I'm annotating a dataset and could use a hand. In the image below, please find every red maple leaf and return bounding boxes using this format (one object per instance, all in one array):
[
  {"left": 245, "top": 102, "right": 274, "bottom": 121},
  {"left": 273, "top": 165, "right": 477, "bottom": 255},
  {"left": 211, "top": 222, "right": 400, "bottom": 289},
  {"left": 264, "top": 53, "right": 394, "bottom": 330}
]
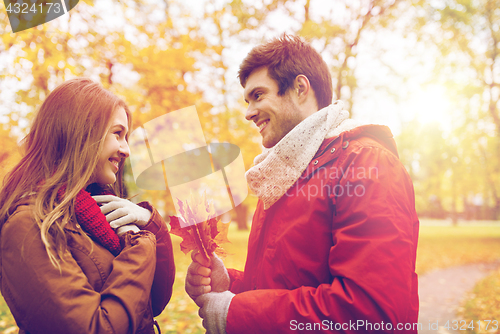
[{"left": 169, "top": 195, "right": 230, "bottom": 260}]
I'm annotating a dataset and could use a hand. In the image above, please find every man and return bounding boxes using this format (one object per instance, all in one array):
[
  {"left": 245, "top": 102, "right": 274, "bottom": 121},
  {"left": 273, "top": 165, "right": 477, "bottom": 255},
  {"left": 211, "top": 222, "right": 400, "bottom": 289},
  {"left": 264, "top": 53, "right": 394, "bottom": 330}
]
[{"left": 186, "top": 34, "right": 419, "bottom": 333}]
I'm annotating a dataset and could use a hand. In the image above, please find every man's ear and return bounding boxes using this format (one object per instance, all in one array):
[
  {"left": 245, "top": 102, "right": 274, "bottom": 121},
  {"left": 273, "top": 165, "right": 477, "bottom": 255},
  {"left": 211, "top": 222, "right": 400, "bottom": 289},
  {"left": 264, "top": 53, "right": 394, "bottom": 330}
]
[{"left": 294, "top": 75, "right": 311, "bottom": 101}]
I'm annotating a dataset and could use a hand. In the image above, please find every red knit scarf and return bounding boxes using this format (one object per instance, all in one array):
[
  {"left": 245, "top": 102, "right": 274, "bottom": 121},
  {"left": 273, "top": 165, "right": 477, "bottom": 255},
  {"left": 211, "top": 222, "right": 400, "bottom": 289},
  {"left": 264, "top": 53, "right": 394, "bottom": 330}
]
[{"left": 57, "top": 185, "right": 122, "bottom": 255}]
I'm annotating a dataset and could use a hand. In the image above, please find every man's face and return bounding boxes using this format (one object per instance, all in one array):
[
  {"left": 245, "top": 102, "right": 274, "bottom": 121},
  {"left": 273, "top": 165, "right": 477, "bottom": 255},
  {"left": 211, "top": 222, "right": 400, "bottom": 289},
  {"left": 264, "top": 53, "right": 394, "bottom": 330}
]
[{"left": 244, "top": 67, "right": 308, "bottom": 148}]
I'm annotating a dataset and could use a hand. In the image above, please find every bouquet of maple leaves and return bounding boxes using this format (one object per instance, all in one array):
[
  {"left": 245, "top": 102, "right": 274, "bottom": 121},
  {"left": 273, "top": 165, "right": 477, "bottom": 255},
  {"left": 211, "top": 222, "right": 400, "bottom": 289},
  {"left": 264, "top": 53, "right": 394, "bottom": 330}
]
[{"left": 169, "top": 192, "right": 230, "bottom": 261}]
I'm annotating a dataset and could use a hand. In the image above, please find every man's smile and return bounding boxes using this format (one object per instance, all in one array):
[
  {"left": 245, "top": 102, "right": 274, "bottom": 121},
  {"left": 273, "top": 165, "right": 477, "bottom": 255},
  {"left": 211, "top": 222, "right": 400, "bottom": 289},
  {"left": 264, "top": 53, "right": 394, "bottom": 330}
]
[{"left": 257, "top": 120, "right": 269, "bottom": 133}]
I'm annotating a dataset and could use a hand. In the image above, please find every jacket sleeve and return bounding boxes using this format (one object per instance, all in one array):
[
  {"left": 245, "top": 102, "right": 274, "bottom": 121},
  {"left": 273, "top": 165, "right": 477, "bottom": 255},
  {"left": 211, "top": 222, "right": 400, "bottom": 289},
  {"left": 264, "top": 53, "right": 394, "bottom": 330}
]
[
  {"left": 138, "top": 201, "right": 175, "bottom": 316},
  {"left": 227, "top": 268, "right": 245, "bottom": 293},
  {"left": 226, "top": 146, "right": 419, "bottom": 333},
  {"left": 0, "top": 209, "right": 157, "bottom": 334}
]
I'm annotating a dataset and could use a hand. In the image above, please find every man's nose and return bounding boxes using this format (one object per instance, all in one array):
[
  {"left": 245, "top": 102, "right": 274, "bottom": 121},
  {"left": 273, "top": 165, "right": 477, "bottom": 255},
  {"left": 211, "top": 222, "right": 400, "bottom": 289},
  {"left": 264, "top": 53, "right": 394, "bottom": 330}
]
[{"left": 245, "top": 104, "right": 258, "bottom": 121}]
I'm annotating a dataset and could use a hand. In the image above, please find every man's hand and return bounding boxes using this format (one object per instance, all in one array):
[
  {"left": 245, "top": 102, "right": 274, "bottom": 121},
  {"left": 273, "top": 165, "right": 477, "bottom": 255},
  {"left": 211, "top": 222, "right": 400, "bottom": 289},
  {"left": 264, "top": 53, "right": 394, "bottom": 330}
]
[
  {"left": 186, "top": 251, "right": 231, "bottom": 302},
  {"left": 92, "top": 195, "right": 152, "bottom": 229},
  {"left": 196, "top": 291, "right": 235, "bottom": 334},
  {"left": 186, "top": 251, "right": 212, "bottom": 301},
  {"left": 209, "top": 253, "right": 230, "bottom": 292}
]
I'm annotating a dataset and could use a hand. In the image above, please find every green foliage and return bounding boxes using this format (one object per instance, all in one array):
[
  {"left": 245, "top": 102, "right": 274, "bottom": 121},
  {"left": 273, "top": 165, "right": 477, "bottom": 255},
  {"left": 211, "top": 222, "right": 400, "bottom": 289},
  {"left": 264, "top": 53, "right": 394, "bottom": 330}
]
[
  {"left": 405, "top": 0, "right": 500, "bottom": 218},
  {"left": 0, "top": 296, "right": 17, "bottom": 334},
  {"left": 395, "top": 118, "right": 492, "bottom": 218}
]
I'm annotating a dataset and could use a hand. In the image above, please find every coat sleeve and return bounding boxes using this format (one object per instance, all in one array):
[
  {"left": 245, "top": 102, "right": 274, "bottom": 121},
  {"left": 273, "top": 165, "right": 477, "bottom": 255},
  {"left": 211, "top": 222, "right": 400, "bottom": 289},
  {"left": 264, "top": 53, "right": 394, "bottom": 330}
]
[
  {"left": 138, "top": 201, "right": 175, "bottom": 316},
  {"left": 226, "top": 146, "right": 419, "bottom": 333},
  {"left": 227, "top": 268, "right": 245, "bottom": 293},
  {"left": 0, "top": 209, "right": 157, "bottom": 334}
]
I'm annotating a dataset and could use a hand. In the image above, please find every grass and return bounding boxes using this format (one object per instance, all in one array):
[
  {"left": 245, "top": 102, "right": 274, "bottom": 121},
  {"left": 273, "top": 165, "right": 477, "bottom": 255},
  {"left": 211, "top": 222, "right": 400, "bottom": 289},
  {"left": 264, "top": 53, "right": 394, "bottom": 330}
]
[
  {"left": 0, "top": 298, "right": 17, "bottom": 334},
  {"left": 0, "top": 219, "right": 499, "bottom": 332},
  {"left": 418, "top": 222, "right": 500, "bottom": 334},
  {"left": 416, "top": 222, "right": 500, "bottom": 275},
  {"left": 458, "top": 267, "right": 500, "bottom": 334},
  {"left": 156, "top": 224, "right": 249, "bottom": 334}
]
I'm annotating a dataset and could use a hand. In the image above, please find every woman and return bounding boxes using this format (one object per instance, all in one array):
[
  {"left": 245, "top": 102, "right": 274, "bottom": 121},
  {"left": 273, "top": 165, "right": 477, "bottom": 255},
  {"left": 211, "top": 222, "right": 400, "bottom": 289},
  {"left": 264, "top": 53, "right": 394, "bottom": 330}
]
[{"left": 0, "top": 78, "right": 175, "bottom": 334}]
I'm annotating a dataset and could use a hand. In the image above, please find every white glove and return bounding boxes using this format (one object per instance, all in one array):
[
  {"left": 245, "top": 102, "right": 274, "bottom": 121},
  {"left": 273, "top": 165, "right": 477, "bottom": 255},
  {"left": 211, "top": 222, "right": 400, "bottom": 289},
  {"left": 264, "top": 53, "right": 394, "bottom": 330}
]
[
  {"left": 186, "top": 252, "right": 230, "bottom": 302},
  {"left": 92, "top": 195, "right": 151, "bottom": 230},
  {"left": 210, "top": 253, "right": 230, "bottom": 292},
  {"left": 196, "top": 291, "right": 234, "bottom": 334},
  {"left": 116, "top": 224, "right": 141, "bottom": 236}
]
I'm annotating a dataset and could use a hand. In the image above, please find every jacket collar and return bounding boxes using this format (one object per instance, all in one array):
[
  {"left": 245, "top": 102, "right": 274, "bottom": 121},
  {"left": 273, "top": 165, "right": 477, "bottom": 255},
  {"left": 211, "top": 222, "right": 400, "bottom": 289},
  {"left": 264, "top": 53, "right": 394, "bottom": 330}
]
[
  {"left": 245, "top": 101, "right": 359, "bottom": 210},
  {"left": 302, "top": 124, "right": 397, "bottom": 180}
]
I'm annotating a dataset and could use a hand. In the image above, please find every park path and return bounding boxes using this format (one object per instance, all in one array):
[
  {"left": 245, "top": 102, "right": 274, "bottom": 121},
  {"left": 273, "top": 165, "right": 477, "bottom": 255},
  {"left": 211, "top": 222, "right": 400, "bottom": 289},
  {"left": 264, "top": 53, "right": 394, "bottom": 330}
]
[{"left": 418, "top": 262, "right": 499, "bottom": 333}]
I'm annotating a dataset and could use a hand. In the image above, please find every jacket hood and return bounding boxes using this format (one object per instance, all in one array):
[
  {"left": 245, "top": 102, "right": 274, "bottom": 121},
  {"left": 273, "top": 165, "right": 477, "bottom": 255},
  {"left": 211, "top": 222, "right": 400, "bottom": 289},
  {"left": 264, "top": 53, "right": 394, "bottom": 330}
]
[{"left": 341, "top": 124, "right": 399, "bottom": 158}]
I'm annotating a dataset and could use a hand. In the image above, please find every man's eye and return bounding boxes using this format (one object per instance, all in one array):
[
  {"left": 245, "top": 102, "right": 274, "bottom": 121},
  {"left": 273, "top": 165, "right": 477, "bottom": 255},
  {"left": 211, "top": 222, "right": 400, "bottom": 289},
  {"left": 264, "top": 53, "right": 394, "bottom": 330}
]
[{"left": 255, "top": 92, "right": 262, "bottom": 100}]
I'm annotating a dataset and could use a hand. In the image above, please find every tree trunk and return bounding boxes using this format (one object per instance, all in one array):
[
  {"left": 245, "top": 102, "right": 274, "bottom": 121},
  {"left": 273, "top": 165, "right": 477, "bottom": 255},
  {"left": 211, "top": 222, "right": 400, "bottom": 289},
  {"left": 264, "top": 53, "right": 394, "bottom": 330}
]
[
  {"left": 450, "top": 193, "right": 457, "bottom": 226},
  {"left": 234, "top": 203, "right": 248, "bottom": 230}
]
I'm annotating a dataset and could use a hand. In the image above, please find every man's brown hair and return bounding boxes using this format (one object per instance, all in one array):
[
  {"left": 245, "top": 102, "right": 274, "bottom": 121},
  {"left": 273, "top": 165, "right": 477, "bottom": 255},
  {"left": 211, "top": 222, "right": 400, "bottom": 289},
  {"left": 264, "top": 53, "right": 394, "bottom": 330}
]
[{"left": 238, "top": 34, "right": 333, "bottom": 110}]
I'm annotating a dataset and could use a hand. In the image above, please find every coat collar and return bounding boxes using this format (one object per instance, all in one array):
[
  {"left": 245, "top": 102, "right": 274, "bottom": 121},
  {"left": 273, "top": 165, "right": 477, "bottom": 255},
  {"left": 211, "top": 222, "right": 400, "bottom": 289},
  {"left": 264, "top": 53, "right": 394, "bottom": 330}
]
[
  {"left": 302, "top": 124, "right": 397, "bottom": 180},
  {"left": 245, "top": 101, "right": 359, "bottom": 210}
]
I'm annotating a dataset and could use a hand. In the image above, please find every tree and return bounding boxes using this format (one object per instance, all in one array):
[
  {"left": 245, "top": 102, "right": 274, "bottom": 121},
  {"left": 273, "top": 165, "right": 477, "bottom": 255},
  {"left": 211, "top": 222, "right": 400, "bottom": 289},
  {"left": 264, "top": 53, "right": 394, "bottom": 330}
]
[
  {"left": 409, "top": 0, "right": 500, "bottom": 219},
  {"left": 223, "top": 0, "right": 402, "bottom": 116},
  {"left": 1, "top": 0, "right": 261, "bottom": 227}
]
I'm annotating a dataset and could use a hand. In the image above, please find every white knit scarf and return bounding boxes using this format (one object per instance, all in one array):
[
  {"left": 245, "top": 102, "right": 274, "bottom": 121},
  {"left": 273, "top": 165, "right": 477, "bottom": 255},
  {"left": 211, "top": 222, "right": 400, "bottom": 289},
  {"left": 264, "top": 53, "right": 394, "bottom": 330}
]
[{"left": 245, "top": 101, "right": 361, "bottom": 210}]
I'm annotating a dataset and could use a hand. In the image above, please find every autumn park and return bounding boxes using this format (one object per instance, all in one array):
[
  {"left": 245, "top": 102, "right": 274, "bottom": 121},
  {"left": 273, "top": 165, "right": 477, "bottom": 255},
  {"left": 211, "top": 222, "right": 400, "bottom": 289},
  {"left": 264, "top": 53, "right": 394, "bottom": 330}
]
[{"left": 0, "top": 0, "right": 500, "bottom": 333}]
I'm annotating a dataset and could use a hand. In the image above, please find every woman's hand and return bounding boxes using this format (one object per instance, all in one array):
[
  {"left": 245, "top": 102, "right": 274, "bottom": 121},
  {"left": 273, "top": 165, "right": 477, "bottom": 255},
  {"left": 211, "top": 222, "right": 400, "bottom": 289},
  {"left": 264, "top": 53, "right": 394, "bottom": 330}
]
[
  {"left": 92, "top": 195, "right": 152, "bottom": 230},
  {"left": 115, "top": 224, "right": 141, "bottom": 236}
]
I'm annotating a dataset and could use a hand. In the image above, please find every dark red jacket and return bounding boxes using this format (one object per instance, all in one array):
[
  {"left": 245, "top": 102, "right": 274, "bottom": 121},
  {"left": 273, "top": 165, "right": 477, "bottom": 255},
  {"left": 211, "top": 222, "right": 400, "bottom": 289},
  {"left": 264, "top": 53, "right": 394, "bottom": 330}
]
[{"left": 227, "top": 125, "right": 419, "bottom": 333}]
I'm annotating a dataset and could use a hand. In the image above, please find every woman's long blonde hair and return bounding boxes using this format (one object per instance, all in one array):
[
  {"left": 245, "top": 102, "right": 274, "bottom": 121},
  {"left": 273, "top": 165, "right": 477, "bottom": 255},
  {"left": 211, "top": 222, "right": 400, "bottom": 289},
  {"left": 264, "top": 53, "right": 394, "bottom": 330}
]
[{"left": 0, "top": 78, "right": 132, "bottom": 267}]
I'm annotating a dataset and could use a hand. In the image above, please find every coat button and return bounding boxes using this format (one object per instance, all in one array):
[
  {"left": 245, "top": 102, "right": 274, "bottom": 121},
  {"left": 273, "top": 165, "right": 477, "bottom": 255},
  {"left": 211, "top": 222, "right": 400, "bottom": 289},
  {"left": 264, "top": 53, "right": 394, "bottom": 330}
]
[
  {"left": 342, "top": 141, "right": 349, "bottom": 149},
  {"left": 330, "top": 147, "right": 336, "bottom": 153},
  {"left": 313, "top": 160, "right": 319, "bottom": 165},
  {"left": 75, "top": 224, "right": 80, "bottom": 229}
]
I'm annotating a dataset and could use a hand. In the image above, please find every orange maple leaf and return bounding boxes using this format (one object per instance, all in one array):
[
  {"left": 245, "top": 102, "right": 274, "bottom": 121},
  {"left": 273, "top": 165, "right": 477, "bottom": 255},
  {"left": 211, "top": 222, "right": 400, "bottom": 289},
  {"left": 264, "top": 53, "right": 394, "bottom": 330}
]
[{"left": 169, "top": 193, "right": 230, "bottom": 260}]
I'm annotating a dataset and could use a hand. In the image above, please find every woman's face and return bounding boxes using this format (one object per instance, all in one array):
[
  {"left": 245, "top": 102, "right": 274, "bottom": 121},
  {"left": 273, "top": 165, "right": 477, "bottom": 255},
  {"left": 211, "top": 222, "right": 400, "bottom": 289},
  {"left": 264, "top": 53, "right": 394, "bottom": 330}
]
[{"left": 91, "top": 107, "right": 130, "bottom": 185}]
